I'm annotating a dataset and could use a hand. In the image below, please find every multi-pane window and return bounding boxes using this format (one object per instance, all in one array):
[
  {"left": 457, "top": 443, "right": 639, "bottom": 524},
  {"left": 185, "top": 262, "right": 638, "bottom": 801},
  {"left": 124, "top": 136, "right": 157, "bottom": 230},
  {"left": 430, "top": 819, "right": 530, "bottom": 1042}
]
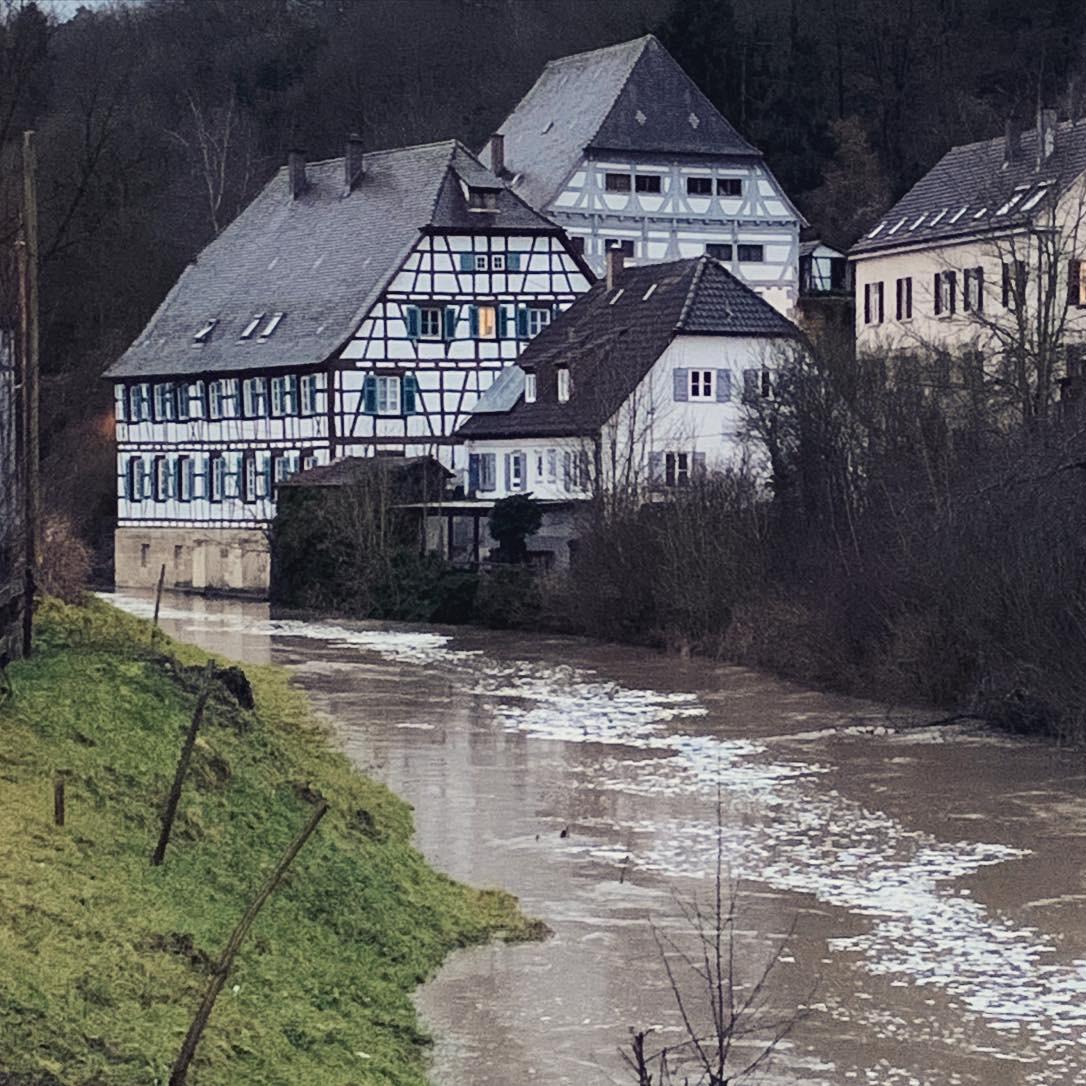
[
  {"left": 243, "top": 377, "right": 268, "bottom": 417},
  {"left": 300, "top": 374, "right": 320, "bottom": 416},
  {"left": 743, "top": 369, "right": 773, "bottom": 400},
  {"left": 635, "top": 174, "right": 662, "bottom": 193},
  {"left": 604, "top": 172, "right": 632, "bottom": 192},
  {"left": 706, "top": 243, "right": 733, "bottom": 261},
  {"left": 864, "top": 281, "right": 885, "bottom": 324},
  {"left": 895, "top": 277, "right": 913, "bottom": 320},
  {"left": 270, "top": 375, "right": 298, "bottom": 417},
  {"left": 209, "top": 378, "right": 239, "bottom": 419},
  {"left": 1002, "top": 260, "right": 1027, "bottom": 309},
  {"left": 665, "top": 452, "right": 690, "bottom": 487},
  {"left": 376, "top": 375, "right": 400, "bottom": 415},
  {"left": 546, "top": 448, "right": 558, "bottom": 481},
  {"left": 934, "top": 270, "right": 957, "bottom": 315},
  {"left": 419, "top": 306, "right": 443, "bottom": 339},
  {"left": 154, "top": 383, "right": 176, "bottom": 422},
  {"left": 717, "top": 178, "right": 743, "bottom": 197},
  {"left": 208, "top": 453, "right": 225, "bottom": 502},
  {"left": 963, "top": 267, "right": 984, "bottom": 313},
  {"left": 177, "top": 456, "right": 194, "bottom": 501},
  {"left": 1068, "top": 259, "right": 1086, "bottom": 307},
  {"left": 129, "top": 383, "right": 151, "bottom": 422},
  {"left": 689, "top": 370, "right": 714, "bottom": 399},
  {"left": 557, "top": 366, "right": 571, "bottom": 403},
  {"left": 126, "top": 456, "right": 147, "bottom": 501},
  {"left": 686, "top": 176, "right": 712, "bottom": 196},
  {"left": 526, "top": 307, "right": 551, "bottom": 337},
  {"left": 738, "top": 244, "right": 764, "bottom": 263}
]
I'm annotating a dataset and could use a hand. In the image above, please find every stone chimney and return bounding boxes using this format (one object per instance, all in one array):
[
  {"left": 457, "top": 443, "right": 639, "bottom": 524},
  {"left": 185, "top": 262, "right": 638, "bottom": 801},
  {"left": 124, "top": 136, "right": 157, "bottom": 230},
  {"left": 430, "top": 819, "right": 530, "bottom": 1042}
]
[
  {"left": 288, "top": 149, "right": 307, "bottom": 199},
  {"left": 489, "top": 133, "right": 505, "bottom": 177},
  {"left": 606, "top": 245, "right": 625, "bottom": 290},
  {"left": 1003, "top": 118, "right": 1022, "bottom": 167},
  {"left": 1038, "top": 107, "right": 1058, "bottom": 165},
  {"left": 345, "top": 133, "right": 365, "bottom": 191}
]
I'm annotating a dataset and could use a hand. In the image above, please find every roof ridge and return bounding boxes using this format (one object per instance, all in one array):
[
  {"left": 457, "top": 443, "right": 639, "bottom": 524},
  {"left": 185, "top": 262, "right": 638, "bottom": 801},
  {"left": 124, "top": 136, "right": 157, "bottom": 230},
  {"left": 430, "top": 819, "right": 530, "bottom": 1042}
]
[
  {"left": 287, "top": 139, "right": 460, "bottom": 171},
  {"left": 582, "top": 35, "right": 654, "bottom": 149},
  {"left": 542, "top": 33, "right": 654, "bottom": 69},
  {"left": 674, "top": 255, "right": 708, "bottom": 330}
]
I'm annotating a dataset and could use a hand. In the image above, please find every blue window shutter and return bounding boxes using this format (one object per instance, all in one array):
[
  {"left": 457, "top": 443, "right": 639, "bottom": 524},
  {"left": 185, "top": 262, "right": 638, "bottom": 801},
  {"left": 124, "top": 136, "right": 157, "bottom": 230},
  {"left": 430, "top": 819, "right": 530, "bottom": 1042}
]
[
  {"left": 498, "top": 306, "right": 510, "bottom": 337},
  {"left": 506, "top": 253, "right": 521, "bottom": 272},
  {"left": 673, "top": 369, "right": 689, "bottom": 402},
  {"left": 460, "top": 253, "right": 474, "bottom": 272},
  {"left": 716, "top": 370, "right": 732, "bottom": 402},
  {"left": 481, "top": 453, "right": 496, "bottom": 492},
  {"left": 469, "top": 305, "right": 480, "bottom": 338},
  {"left": 362, "top": 375, "right": 377, "bottom": 415},
  {"left": 504, "top": 453, "right": 512, "bottom": 491},
  {"left": 649, "top": 451, "right": 664, "bottom": 484},
  {"left": 516, "top": 306, "right": 529, "bottom": 338},
  {"left": 468, "top": 453, "right": 480, "bottom": 494},
  {"left": 403, "top": 374, "right": 418, "bottom": 415},
  {"left": 443, "top": 306, "right": 458, "bottom": 341},
  {"left": 405, "top": 305, "right": 420, "bottom": 340}
]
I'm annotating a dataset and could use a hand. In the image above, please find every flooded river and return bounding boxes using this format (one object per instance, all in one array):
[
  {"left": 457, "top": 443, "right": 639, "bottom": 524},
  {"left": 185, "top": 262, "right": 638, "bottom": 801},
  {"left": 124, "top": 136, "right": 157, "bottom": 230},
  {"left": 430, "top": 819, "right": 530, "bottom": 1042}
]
[{"left": 111, "top": 591, "right": 1086, "bottom": 1085}]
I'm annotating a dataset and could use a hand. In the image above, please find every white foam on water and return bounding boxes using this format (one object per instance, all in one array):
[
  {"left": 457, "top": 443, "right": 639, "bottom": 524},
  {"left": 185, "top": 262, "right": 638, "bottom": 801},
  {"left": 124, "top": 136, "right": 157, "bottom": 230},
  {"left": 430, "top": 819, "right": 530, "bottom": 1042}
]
[{"left": 107, "top": 591, "right": 1086, "bottom": 1078}]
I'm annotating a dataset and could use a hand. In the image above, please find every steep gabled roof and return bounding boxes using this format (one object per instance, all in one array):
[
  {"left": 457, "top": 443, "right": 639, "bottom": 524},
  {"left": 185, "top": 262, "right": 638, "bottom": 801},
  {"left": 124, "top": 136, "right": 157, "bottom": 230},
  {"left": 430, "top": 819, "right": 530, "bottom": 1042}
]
[
  {"left": 106, "top": 141, "right": 558, "bottom": 379},
  {"left": 852, "top": 120, "right": 1086, "bottom": 256},
  {"left": 484, "top": 35, "right": 760, "bottom": 211},
  {"left": 457, "top": 256, "right": 798, "bottom": 440}
]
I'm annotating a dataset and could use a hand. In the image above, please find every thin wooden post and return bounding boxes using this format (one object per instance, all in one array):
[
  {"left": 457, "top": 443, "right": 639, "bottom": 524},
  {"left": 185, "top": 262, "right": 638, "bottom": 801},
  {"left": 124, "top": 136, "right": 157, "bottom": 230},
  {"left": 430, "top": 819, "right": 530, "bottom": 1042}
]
[
  {"left": 168, "top": 799, "right": 329, "bottom": 1086},
  {"left": 53, "top": 775, "right": 65, "bottom": 827},
  {"left": 20, "top": 131, "right": 38, "bottom": 658},
  {"left": 152, "top": 563, "right": 166, "bottom": 635},
  {"left": 151, "top": 663, "right": 213, "bottom": 866}
]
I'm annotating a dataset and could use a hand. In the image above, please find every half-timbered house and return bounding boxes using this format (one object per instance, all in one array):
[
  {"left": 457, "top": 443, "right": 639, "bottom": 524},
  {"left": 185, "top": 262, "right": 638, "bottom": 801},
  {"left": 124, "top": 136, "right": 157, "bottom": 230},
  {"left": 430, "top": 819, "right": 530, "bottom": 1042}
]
[
  {"left": 105, "top": 138, "right": 592, "bottom": 593},
  {"left": 449, "top": 253, "right": 802, "bottom": 566},
  {"left": 480, "top": 35, "right": 805, "bottom": 314}
]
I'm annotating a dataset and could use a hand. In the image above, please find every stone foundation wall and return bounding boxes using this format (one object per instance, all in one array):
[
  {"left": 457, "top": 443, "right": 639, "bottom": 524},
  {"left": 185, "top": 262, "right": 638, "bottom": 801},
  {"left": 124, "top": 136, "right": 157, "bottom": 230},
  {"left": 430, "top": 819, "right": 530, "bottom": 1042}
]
[{"left": 115, "top": 526, "right": 271, "bottom": 596}]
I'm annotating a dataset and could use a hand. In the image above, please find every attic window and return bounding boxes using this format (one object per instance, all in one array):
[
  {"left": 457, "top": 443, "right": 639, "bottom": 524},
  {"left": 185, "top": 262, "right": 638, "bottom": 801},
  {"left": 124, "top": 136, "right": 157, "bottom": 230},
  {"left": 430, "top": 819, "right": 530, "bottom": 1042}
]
[
  {"left": 929, "top": 208, "right": 949, "bottom": 226},
  {"left": 240, "top": 314, "right": 264, "bottom": 340},
  {"left": 259, "top": 312, "right": 284, "bottom": 339},
  {"left": 1020, "top": 182, "right": 1053, "bottom": 211},
  {"left": 642, "top": 283, "right": 658, "bottom": 301},
  {"left": 469, "top": 188, "right": 499, "bottom": 212},
  {"left": 868, "top": 222, "right": 886, "bottom": 238},
  {"left": 609, "top": 289, "right": 625, "bottom": 305},
  {"left": 887, "top": 216, "right": 908, "bottom": 236},
  {"left": 193, "top": 320, "right": 218, "bottom": 343},
  {"left": 910, "top": 213, "right": 927, "bottom": 230},
  {"left": 995, "top": 186, "right": 1029, "bottom": 216},
  {"left": 948, "top": 206, "right": 968, "bottom": 223},
  {"left": 557, "top": 366, "right": 571, "bottom": 403}
]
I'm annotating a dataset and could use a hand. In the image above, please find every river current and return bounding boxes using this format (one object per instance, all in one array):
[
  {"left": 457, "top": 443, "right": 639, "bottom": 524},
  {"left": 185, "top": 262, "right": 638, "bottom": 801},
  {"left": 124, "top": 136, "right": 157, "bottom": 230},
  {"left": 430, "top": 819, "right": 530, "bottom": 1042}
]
[{"left": 109, "top": 591, "right": 1086, "bottom": 1085}]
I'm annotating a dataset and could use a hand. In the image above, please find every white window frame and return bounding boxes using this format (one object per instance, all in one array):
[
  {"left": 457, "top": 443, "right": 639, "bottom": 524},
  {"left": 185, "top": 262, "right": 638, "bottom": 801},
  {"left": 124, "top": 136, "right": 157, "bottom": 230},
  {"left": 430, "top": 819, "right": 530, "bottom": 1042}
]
[
  {"left": 243, "top": 377, "right": 267, "bottom": 417},
  {"left": 689, "top": 370, "right": 714, "bottom": 399},
  {"left": 491, "top": 253, "right": 506, "bottom": 271},
  {"left": 474, "top": 254, "right": 489, "bottom": 272},
  {"left": 510, "top": 452, "right": 524, "bottom": 490},
  {"left": 557, "top": 367, "right": 570, "bottom": 403},
  {"left": 376, "top": 375, "right": 401, "bottom": 416},
  {"left": 154, "top": 383, "right": 176, "bottom": 422},
  {"left": 526, "top": 307, "right": 551, "bottom": 338},
  {"left": 300, "top": 374, "right": 319, "bottom": 416},
  {"left": 419, "top": 306, "right": 442, "bottom": 340},
  {"left": 524, "top": 372, "right": 537, "bottom": 403}
]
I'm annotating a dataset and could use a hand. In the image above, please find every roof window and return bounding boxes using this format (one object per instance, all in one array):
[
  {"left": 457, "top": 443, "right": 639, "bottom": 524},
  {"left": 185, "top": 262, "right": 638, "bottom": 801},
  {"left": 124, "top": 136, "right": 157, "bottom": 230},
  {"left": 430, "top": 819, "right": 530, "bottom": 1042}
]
[
  {"left": 887, "top": 216, "right": 908, "bottom": 236},
  {"left": 929, "top": 208, "right": 949, "bottom": 226},
  {"left": 557, "top": 366, "right": 571, "bottom": 403},
  {"left": 972, "top": 206, "right": 989, "bottom": 219},
  {"left": 910, "top": 213, "right": 927, "bottom": 230},
  {"left": 868, "top": 222, "right": 886, "bottom": 238},
  {"left": 1019, "top": 182, "right": 1053, "bottom": 211},
  {"left": 949, "top": 206, "right": 968, "bottom": 223},
  {"left": 259, "top": 312, "right": 284, "bottom": 339},
  {"left": 995, "top": 185, "right": 1030, "bottom": 216},
  {"left": 642, "top": 283, "right": 658, "bottom": 301},
  {"left": 193, "top": 319, "right": 218, "bottom": 343},
  {"left": 609, "top": 289, "right": 625, "bottom": 305},
  {"left": 240, "top": 314, "right": 264, "bottom": 340}
]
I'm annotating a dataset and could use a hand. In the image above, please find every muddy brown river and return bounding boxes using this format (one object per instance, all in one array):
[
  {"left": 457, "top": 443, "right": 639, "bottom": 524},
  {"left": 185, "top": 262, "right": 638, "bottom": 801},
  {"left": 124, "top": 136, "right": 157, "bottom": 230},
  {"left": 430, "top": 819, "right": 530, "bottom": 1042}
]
[{"left": 111, "top": 591, "right": 1086, "bottom": 1085}]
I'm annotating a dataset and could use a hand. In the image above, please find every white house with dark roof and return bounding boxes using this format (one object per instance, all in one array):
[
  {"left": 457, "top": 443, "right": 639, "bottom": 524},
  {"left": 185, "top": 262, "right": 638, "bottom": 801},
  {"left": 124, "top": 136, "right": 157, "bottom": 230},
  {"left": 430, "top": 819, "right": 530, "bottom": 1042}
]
[
  {"left": 105, "top": 138, "right": 592, "bottom": 593},
  {"left": 449, "top": 254, "right": 801, "bottom": 565},
  {"left": 852, "top": 111, "right": 1086, "bottom": 361},
  {"left": 480, "top": 35, "right": 805, "bottom": 315}
]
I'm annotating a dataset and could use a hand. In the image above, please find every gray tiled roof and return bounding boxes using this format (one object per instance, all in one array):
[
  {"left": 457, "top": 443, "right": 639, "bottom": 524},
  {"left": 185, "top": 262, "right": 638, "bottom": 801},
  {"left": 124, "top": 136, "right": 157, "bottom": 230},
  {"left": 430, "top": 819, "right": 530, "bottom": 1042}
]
[
  {"left": 279, "top": 456, "right": 452, "bottom": 488},
  {"left": 105, "top": 141, "right": 557, "bottom": 379},
  {"left": 482, "top": 35, "right": 759, "bottom": 212},
  {"left": 457, "top": 256, "right": 798, "bottom": 440},
  {"left": 852, "top": 120, "right": 1086, "bottom": 256}
]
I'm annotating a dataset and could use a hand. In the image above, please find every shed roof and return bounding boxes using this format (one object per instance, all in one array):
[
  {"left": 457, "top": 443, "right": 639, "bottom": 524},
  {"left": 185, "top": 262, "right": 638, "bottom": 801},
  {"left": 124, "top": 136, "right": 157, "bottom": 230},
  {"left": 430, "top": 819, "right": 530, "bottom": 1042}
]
[
  {"left": 852, "top": 120, "right": 1086, "bottom": 256},
  {"left": 457, "top": 256, "right": 799, "bottom": 440},
  {"left": 483, "top": 35, "right": 759, "bottom": 211},
  {"left": 106, "top": 141, "right": 558, "bottom": 380}
]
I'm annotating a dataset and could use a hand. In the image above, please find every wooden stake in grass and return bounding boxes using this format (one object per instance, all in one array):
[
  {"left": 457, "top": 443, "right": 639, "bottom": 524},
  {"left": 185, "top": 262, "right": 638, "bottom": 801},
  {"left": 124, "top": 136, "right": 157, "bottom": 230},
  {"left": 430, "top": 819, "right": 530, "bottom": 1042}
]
[
  {"left": 168, "top": 799, "right": 329, "bottom": 1086},
  {"left": 151, "top": 663, "right": 213, "bottom": 867},
  {"left": 53, "top": 775, "right": 64, "bottom": 827},
  {"left": 152, "top": 563, "right": 166, "bottom": 636}
]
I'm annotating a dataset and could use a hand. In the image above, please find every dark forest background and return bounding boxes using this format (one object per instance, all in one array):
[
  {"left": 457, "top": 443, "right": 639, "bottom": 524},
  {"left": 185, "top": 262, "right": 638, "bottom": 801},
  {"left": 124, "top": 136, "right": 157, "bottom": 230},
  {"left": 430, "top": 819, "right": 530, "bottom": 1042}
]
[{"left": 2, "top": 0, "right": 1086, "bottom": 556}]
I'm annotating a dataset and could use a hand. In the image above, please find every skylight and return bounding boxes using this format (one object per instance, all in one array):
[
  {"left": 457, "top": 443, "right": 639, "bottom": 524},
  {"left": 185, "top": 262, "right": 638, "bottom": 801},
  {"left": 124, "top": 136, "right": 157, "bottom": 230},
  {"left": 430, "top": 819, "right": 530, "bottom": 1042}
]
[
  {"left": 259, "top": 312, "right": 284, "bottom": 339},
  {"left": 193, "top": 319, "right": 217, "bottom": 343},
  {"left": 887, "top": 216, "right": 908, "bottom": 235},
  {"left": 930, "top": 208, "right": 949, "bottom": 226},
  {"left": 1020, "top": 181, "right": 1053, "bottom": 211},
  {"left": 541, "top": 121, "right": 554, "bottom": 135},
  {"left": 910, "top": 213, "right": 927, "bottom": 230},
  {"left": 642, "top": 283, "right": 658, "bottom": 301},
  {"left": 868, "top": 222, "right": 886, "bottom": 238},
  {"left": 609, "top": 289, "right": 625, "bottom": 305},
  {"left": 972, "top": 206, "right": 988, "bottom": 219},
  {"left": 948, "top": 206, "right": 968, "bottom": 223},
  {"left": 995, "top": 185, "right": 1030, "bottom": 216},
  {"left": 240, "top": 314, "right": 264, "bottom": 340}
]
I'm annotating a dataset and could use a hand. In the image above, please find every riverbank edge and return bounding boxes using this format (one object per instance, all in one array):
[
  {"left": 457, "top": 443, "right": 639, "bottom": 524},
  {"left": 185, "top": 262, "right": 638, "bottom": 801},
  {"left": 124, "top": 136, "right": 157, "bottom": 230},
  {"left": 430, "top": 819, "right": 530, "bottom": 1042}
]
[{"left": 0, "top": 595, "right": 543, "bottom": 1086}]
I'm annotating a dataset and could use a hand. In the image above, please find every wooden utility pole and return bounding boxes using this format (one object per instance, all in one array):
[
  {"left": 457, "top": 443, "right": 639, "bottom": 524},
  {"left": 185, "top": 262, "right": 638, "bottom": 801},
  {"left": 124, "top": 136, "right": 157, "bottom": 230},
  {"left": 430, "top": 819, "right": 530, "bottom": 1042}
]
[
  {"left": 168, "top": 800, "right": 329, "bottom": 1086},
  {"left": 19, "top": 131, "right": 39, "bottom": 657}
]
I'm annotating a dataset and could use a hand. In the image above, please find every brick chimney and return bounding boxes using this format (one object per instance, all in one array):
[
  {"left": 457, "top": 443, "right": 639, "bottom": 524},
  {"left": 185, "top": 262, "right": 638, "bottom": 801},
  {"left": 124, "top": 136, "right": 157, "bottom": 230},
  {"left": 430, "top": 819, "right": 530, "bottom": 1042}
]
[
  {"left": 1038, "top": 107, "right": 1058, "bottom": 166},
  {"left": 1004, "top": 118, "right": 1021, "bottom": 167},
  {"left": 345, "top": 133, "right": 365, "bottom": 191},
  {"left": 489, "top": 133, "right": 505, "bottom": 177},
  {"left": 288, "top": 149, "right": 307, "bottom": 199},
  {"left": 606, "top": 245, "right": 625, "bottom": 290}
]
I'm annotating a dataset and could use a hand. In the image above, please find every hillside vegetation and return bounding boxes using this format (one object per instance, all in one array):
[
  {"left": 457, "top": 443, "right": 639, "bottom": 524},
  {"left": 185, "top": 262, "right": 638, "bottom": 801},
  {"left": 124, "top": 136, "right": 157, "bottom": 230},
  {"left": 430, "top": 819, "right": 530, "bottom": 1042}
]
[{"left": 0, "top": 596, "right": 536, "bottom": 1085}]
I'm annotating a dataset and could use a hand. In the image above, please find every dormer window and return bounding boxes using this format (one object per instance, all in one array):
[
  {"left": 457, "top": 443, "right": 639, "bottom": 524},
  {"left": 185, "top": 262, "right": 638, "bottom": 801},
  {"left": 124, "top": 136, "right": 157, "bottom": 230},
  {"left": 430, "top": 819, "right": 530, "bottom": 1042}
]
[
  {"left": 240, "top": 314, "right": 264, "bottom": 340},
  {"left": 524, "top": 371, "right": 537, "bottom": 403},
  {"left": 469, "top": 188, "right": 499, "bottom": 211},
  {"left": 193, "top": 319, "right": 217, "bottom": 343},
  {"left": 557, "top": 366, "right": 570, "bottom": 403},
  {"left": 259, "top": 312, "right": 284, "bottom": 339}
]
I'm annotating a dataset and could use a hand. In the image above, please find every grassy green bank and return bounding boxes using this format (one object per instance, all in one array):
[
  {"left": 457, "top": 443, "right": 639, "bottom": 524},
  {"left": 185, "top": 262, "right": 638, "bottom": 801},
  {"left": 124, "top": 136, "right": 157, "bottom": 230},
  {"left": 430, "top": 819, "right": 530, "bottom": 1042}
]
[{"left": 0, "top": 597, "right": 537, "bottom": 1085}]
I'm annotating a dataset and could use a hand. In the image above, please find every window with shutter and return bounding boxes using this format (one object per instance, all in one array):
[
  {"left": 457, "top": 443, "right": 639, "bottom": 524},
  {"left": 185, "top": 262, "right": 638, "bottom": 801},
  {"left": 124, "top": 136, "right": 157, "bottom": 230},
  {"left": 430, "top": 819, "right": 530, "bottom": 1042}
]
[
  {"left": 480, "top": 453, "right": 497, "bottom": 492},
  {"left": 468, "top": 453, "right": 481, "bottom": 494},
  {"left": 459, "top": 253, "right": 475, "bottom": 272},
  {"left": 442, "top": 306, "right": 458, "bottom": 341},
  {"left": 506, "top": 253, "right": 522, "bottom": 272},
  {"left": 402, "top": 374, "right": 418, "bottom": 415},
  {"left": 362, "top": 375, "right": 378, "bottom": 415},
  {"left": 673, "top": 369, "right": 689, "bottom": 402},
  {"left": 715, "top": 370, "right": 732, "bottom": 401},
  {"left": 648, "top": 450, "right": 664, "bottom": 486}
]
